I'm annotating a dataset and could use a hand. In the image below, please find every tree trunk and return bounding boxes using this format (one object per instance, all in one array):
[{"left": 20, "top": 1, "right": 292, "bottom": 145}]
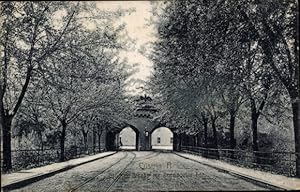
[
  {"left": 211, "top": 116, "right": 219, "bottom": 159},
  {"left": 197, "top": 133, "right": 201, "bottom": 147},
  {"left": 98, "top": 133, "right": 101, "bottom": 152},
  {"left": 202, "top": 117, "right": 209, "bottom": 158},
  {"left": 83, "top": 133, "right": 88, "bottom": 153},
  {"left": 211, "top": 117, "right": 218, "bottom": 149},
  {"left": 38, "top": 130, "right": 44, "bottom": 163},
  {"left": 192, "top": 136, "right": 195, "bottom": 147},
  {"left": 37, "top": 129, "right": 44, "bottom": 151},
  {"left": 292, "top": 100, "right": 300, "bottom": 177},
  {"left": 179, "top": 133, "right": 182, "bottom": 151},
  {"left": 92, "top": 127, "right": 96, "bottom": 154},
  {"left": 97, "top": 129, "right": 103, "bottom": 152},
  {"left": 229, "top": 112, "right": 236, "bottom": 159},
  {"left": 201, "top": 115, "right": 208, "bottom": 147},
  {"left": 81, "top": 129, "right": 88, "bottom": 154},
  {"left": 229, "top": 112, "right": 236, "bottom": 149},
  {"left": 250, "top": 95, "right": 267, "bottom": 164},
  {"left": 2, "top": 114, "right": 13, "bottom": 172},
  {"left": 251, "top": 110, "right": 260, "bottom": 164},
  {"left": 251, "top": 113, "right": 259, "bottom": 152},
  {"left": 60, "top": 122, "right": 67, "bottom": 162}
]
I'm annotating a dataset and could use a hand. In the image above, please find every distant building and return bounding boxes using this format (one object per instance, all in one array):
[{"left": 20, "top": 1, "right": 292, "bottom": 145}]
[
  {"left": 114, "top": 95, "right": 173, "bottom": 151},
  {"left": 151, "top": 127, "right": 173, "bottom": 150},
  {"left": 134, "top": 94, "right": 158, "bottom": 118}
]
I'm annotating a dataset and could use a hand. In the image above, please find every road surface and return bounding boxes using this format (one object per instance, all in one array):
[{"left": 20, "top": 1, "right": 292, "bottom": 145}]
[{"left": 11, "top": 151, "right": 271, "bottom": 191}]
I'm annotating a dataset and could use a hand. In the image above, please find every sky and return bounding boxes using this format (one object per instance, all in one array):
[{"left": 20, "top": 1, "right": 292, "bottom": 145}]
[{"left": 95, "top": 1, "right": 157, "bottom": 95}]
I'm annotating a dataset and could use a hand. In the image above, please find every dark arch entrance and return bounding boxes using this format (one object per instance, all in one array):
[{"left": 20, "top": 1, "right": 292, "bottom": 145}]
[
  {"left": 106, "top": 131, "right": 116, "bottom": 151},
  {"left": 106, "top": 126, "right": 140, "bottom": 151}
]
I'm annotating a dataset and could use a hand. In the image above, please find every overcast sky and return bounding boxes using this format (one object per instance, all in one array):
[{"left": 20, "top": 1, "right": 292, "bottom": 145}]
[{"left": 96, "top": 1, "right": 157, "bottom": 95}]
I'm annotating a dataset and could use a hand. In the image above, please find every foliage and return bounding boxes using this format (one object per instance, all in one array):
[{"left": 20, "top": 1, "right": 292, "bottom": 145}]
[
  {"left": 148, "top": 0, "right": 298, "bottom": 155},
  {"left": 1, "top": 1, "right": 136, "bottom": 170}
]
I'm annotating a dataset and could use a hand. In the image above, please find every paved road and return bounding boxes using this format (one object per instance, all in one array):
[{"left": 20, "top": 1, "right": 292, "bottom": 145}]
[{"left": 11, "top": 151, "right": 270, "bottom": 191}]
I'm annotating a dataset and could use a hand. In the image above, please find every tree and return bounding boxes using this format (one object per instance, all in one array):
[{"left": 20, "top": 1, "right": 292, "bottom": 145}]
[
  {"left": 0, "top": 2, "right": 80, "bottom": 172},
  {"left": 40, "top": 49, "right": 128, "bottom": 161},
  {"left": 243, "top": 0, "right": 299, "bottom": 175},
  {"left": 149, "top": 0, "right": 298, "bottom": 174},
  {"left": 149, "top": 1, "right": 229, "bottom": 152},
  {"left": 0, "top": 1, "right": 134, "bottom": 169}
]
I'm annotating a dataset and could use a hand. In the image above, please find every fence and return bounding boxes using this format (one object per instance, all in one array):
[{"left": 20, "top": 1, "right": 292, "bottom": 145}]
[
  {"left": 1, "top": 146, "right": 105, "bottom": 172},
  {"left": 181, "top": 145, "right": 297, "bottom": 177}
]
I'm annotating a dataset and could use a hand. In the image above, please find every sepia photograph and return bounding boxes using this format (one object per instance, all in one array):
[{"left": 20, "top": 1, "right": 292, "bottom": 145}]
[{"left": 1, "top": 0, "right": 299, "bottom": 191}]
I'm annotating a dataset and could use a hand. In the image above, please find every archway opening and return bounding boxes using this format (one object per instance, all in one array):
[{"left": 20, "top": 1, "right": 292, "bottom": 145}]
[
  {"left": 119, "top": 127, "right": 137, "bottom": 150},
  {"left": 151, "top": 127, "right": 173, "bottom": 150}
]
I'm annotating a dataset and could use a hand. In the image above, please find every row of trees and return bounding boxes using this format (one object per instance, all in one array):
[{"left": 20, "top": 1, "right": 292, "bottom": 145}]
[
  {"left": 1, "top": 2, "right": 134, "bottom": 172},
  {"left": 149, "top": 0, "right": 299, "bottom": 176}
]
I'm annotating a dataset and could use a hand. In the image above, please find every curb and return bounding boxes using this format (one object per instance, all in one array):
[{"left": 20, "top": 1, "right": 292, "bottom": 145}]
[
  {"left": 1, "top": 151, "right": 118, "bottom": 191},
  {"left": 174, "top": 152, "right": 287, "bottom": 191}
]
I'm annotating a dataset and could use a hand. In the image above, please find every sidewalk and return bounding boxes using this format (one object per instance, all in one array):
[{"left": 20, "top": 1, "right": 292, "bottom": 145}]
[
  {"left": 175, "top": 152, "right": 300, "bottom": 190},
  {"left": 1, "top": 151, "right": 117, "bottom": 191}
]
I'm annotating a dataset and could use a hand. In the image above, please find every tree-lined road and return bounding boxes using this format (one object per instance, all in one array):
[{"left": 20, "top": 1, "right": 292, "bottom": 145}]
[{"left": 12, "top": 152, "right": 270, "bottom": 191}]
